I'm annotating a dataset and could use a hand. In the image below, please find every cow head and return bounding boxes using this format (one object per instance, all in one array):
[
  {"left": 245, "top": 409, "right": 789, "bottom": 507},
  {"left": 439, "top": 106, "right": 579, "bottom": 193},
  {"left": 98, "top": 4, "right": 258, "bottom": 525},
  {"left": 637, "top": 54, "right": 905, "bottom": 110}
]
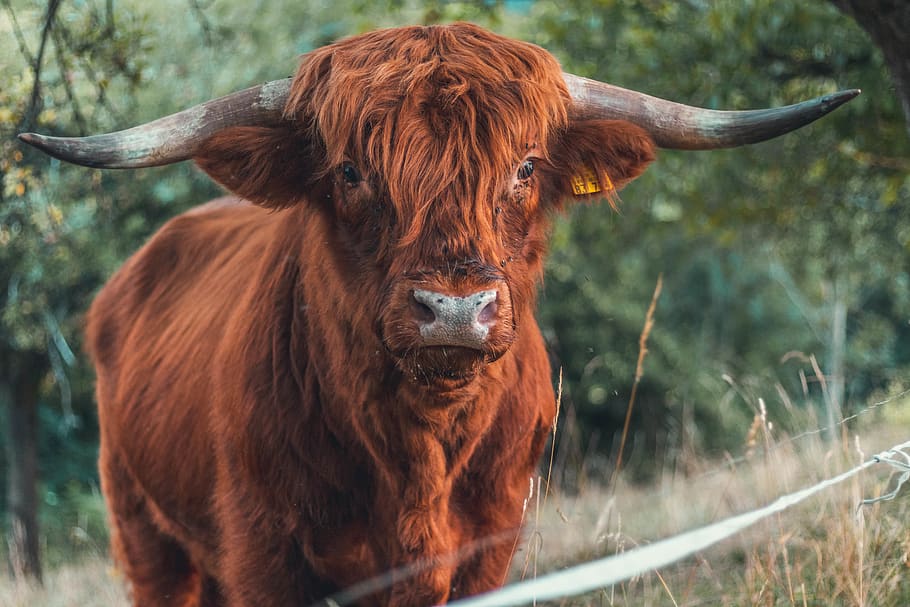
[
  {"left": 18, "top": 23, "right": 858, "bottom": 387},
  {"left": 190, "top": 24, "right": 656, "bottom": 384}
]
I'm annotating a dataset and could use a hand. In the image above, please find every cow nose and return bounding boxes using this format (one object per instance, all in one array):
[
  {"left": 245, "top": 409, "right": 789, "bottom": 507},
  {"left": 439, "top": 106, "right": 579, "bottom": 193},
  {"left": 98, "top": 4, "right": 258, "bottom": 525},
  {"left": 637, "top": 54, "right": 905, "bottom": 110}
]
[{"left": 410, "top": 289, "right": 498, "bottom": 348}]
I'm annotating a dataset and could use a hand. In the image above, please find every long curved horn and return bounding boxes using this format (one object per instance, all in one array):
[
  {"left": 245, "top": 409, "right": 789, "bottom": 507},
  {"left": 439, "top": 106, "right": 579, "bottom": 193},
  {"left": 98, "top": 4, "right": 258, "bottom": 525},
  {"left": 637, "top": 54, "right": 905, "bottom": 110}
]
[
  {"left": 18, "top": 79, "right": 292, "bottom": 168},
  {"left": 564, "top": 73, "right": 860, "bottom": 150},
  {"left": 19, "top": 73, "right": 859, "bottom": 166}
]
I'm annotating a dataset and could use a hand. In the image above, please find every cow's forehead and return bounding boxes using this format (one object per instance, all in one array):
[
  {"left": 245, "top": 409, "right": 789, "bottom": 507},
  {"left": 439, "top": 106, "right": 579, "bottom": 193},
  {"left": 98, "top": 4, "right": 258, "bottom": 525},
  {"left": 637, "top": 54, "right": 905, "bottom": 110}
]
[{"left": 287, "top": 23, "right": 571, "bottom": 204}]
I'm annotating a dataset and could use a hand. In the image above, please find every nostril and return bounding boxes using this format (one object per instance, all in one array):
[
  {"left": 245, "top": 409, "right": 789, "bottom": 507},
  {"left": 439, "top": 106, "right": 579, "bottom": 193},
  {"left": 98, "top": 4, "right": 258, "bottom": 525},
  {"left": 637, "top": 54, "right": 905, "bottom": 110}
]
[
  {"left": 409, "top": 293, "right": 437, "bottom": 325},
  {"left": 477, "top": 299, "right": 498, "bottom": 326}
]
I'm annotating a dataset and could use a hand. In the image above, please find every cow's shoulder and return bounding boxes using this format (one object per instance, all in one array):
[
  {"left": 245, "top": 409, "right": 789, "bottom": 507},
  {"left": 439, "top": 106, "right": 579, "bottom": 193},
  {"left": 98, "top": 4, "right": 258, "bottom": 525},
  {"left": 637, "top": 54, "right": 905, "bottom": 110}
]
[{"left": 86, "top": 196, "right": 287, "bottom": 367}]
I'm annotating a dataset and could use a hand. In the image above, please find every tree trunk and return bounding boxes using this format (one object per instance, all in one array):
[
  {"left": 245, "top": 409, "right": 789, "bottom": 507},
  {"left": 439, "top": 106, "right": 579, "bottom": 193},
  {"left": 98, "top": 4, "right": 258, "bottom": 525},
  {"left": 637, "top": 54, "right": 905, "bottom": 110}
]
[
  {"left": 829, "top": 0, "right": 910, "bottom": 137},
  {"left": 2, "top": 370, "right": 42, "bottom": 583}
]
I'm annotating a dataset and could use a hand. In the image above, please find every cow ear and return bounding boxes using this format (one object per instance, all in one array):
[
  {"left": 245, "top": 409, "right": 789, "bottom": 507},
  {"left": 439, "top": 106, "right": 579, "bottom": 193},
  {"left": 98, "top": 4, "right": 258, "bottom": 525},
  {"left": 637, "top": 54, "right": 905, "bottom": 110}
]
[
  {"left": 547, "top": 119, "right": 656, "bottom": 207},
  {"left": 193, "top": 125, "right": 319, "bottom": 210}
]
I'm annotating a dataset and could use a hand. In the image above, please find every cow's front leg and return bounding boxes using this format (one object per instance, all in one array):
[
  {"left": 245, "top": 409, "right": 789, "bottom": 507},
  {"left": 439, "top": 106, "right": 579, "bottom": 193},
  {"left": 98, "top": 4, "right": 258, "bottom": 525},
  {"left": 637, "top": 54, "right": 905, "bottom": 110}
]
[
  {"left": 370, "top": 438, "right": 457, "bottom": 606},
  {"left": 386, "top": 503, "right": 457, "bottom": 606},
  {"left": 216, "top": 494, "right": 330, "bottom": 606},
  {"left": 448, "top": 538, "right": 517, "bottom": 600}
]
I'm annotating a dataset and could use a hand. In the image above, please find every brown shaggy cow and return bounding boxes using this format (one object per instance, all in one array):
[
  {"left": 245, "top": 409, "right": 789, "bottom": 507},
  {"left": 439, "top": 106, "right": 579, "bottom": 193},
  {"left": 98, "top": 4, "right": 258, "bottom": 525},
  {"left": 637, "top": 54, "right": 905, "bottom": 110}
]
[{"left": 20, "top": 22, "right": 856, "bottom": 607}]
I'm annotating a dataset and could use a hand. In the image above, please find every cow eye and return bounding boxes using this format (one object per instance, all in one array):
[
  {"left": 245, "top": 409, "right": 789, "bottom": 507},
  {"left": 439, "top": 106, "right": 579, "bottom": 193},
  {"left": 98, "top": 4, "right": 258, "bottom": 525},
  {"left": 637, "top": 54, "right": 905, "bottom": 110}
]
[
  {"left": 517, "top": 159, "right": 534, "bottom": 180},
  {"left": 341, "top": 162, "right": 362, "bottom": 186}
]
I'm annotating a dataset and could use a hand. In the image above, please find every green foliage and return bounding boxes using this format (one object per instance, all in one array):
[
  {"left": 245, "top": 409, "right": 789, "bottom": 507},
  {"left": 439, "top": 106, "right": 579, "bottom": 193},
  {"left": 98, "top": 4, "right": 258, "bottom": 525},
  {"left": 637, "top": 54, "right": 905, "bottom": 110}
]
[
  {"left": 38, "top": 482, "right": 109, "bottom": 568},
  {"left": 520, "top": 0, "right": 910, "bottom": 478}
]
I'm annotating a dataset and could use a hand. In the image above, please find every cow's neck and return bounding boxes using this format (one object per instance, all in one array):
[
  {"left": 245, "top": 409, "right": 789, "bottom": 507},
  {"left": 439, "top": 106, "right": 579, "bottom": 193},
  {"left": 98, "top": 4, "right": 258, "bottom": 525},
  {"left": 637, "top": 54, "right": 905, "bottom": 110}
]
[{"left": 344, "top": 355, "right": 510, "bottom": 602}]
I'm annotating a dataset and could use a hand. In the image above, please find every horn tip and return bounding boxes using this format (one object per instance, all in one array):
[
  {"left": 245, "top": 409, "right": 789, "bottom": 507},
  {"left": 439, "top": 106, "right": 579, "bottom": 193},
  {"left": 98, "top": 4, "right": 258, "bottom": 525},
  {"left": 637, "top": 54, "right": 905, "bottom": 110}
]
[
  {"left": 17, "top": 132, "right": 82, "bottom": 164},
  {"left": 822, "top": 89, "right": 861, "bottom": 110},
  {"left": 17, "top": 132, "right": 110, "bottom": 168},
  {"left": 18, "top": 132, "right": 73, "bottom": 160},
  {"left": 18, "top": 132, "right": 44, "bottom": 147}
]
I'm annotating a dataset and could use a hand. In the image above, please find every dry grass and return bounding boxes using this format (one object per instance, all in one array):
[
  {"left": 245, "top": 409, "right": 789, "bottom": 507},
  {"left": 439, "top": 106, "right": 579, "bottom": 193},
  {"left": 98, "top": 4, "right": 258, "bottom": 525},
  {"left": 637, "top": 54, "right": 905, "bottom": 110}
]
[
  {"left": 0, "top": 557, "right": 127, "bottom": 607},
  {"left": 512, "top": 403, "right": 910, "bottom": 606},
  {"left": 2, "top": 404, "right": 909, "bottom": 606}
]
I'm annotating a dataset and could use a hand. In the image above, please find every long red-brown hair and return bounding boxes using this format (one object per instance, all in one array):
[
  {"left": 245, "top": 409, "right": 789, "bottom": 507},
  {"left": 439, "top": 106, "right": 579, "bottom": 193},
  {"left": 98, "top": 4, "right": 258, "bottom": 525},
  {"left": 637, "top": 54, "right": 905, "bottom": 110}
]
[{"left": 286, "top": 24, "right": 570, "bottom": 246}]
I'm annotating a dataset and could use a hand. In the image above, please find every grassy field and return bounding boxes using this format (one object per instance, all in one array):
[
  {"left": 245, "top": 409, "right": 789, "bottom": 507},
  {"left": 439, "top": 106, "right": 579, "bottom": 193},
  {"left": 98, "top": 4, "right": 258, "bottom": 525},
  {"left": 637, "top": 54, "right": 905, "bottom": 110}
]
[
  {"left": 0, "top": 558, "right": 127, "bottom": 607},
  {"left": 511, "top": 399, "right": 910, "bottom": 606},
  {"left": 3, "top": 402, "right": 908, "bottom": 606}
]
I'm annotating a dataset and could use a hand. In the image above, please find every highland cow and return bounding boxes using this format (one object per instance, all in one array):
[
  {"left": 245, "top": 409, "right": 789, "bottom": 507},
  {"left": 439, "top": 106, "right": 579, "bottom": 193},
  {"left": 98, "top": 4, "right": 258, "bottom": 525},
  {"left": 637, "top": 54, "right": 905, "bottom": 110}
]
[{"left": 20, "top": 22, "right": 856, "bottom": 606}]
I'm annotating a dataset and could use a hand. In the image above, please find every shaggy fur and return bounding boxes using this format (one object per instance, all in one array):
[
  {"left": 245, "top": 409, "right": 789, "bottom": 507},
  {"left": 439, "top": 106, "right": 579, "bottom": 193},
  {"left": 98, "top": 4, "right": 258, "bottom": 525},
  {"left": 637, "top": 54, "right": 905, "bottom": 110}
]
[{"left": 88, "top": 23, "right": 655, "bottom": 606}]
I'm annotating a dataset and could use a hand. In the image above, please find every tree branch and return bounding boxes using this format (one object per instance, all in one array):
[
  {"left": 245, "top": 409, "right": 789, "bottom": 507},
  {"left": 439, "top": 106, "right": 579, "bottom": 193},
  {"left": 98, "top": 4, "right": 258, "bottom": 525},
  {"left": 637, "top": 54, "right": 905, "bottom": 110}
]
[
  {"left": 23, "top": 0, "right": 63, "bottom": 133},
  {"left": 55, "top": 20, "right": 126, "bottom": 127},
  {"left": 829, "top": 0, "right": 910, "bottom": 137},
  {"left": 1, "top": 0, "right": 35, "bottom": 66},
  {"left": 50, "top": 23, "right": 89, "bottom": 136},
  {"left": 189, "top": 0, "right": 215, "bottom": 47}
]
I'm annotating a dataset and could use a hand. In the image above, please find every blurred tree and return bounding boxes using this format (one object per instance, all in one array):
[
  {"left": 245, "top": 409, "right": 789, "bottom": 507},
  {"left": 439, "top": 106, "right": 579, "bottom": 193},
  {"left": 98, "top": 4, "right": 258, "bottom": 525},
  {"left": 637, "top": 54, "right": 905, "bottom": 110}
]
[
  {"left": 1, "top": 0, "right": 156, "bottom": 580},
  {"left": 823, "top": 0, "right": 910, "bottom": 437},
  {"left": 522, "top": 0, "right": 908, "bottom": 475},
  {"left": 3, "top": 0, "right": 63, "bottom": 581},
  {"left": 829, "top": 0, "right": 910, "bottom": 136}
]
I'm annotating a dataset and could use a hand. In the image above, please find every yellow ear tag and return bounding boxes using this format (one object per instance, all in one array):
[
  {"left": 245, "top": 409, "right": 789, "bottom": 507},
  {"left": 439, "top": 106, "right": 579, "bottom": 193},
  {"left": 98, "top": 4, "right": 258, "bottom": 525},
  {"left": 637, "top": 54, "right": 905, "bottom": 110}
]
[{"left": 571, "top": 167, "right": 612, "bottom": 196}]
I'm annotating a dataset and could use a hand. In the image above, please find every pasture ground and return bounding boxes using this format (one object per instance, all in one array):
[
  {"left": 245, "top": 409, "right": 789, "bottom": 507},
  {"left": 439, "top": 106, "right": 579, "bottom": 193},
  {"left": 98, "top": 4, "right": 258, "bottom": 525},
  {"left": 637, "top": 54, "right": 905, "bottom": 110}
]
[
  {"left": 2, "top": 401, "right": 908, "bottom": 606},
  {"left": 516, "top": 401, "right": 910, "bottom": 606}
]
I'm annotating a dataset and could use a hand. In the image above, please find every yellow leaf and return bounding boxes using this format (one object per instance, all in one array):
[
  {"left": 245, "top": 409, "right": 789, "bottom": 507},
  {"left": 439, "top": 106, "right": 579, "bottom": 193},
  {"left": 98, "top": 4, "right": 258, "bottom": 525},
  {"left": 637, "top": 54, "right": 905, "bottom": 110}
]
[
  {"left": 48, "top": 204, "right": 63, "bottom": 226},
  {"left": 15, "top": 182, "right": 25, "bottom": 197},
  {"left": 37, "top": 108, "right": 57, "bottom": 125}
]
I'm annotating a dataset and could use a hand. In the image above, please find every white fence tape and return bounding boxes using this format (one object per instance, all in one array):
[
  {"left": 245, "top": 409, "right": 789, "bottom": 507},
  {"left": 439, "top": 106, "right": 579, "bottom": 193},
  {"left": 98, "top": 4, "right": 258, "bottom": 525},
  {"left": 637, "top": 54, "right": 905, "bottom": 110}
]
[{"left": 448, "top": 439, "right": 910, "bottom": 607}]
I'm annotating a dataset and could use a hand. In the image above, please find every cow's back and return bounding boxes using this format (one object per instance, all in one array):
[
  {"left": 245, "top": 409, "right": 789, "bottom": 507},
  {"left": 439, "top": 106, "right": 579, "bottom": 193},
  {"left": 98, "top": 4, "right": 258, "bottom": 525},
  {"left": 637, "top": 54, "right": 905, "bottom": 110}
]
[{"left": 87, "top": 196, "right": 282, "bottom": 555}]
